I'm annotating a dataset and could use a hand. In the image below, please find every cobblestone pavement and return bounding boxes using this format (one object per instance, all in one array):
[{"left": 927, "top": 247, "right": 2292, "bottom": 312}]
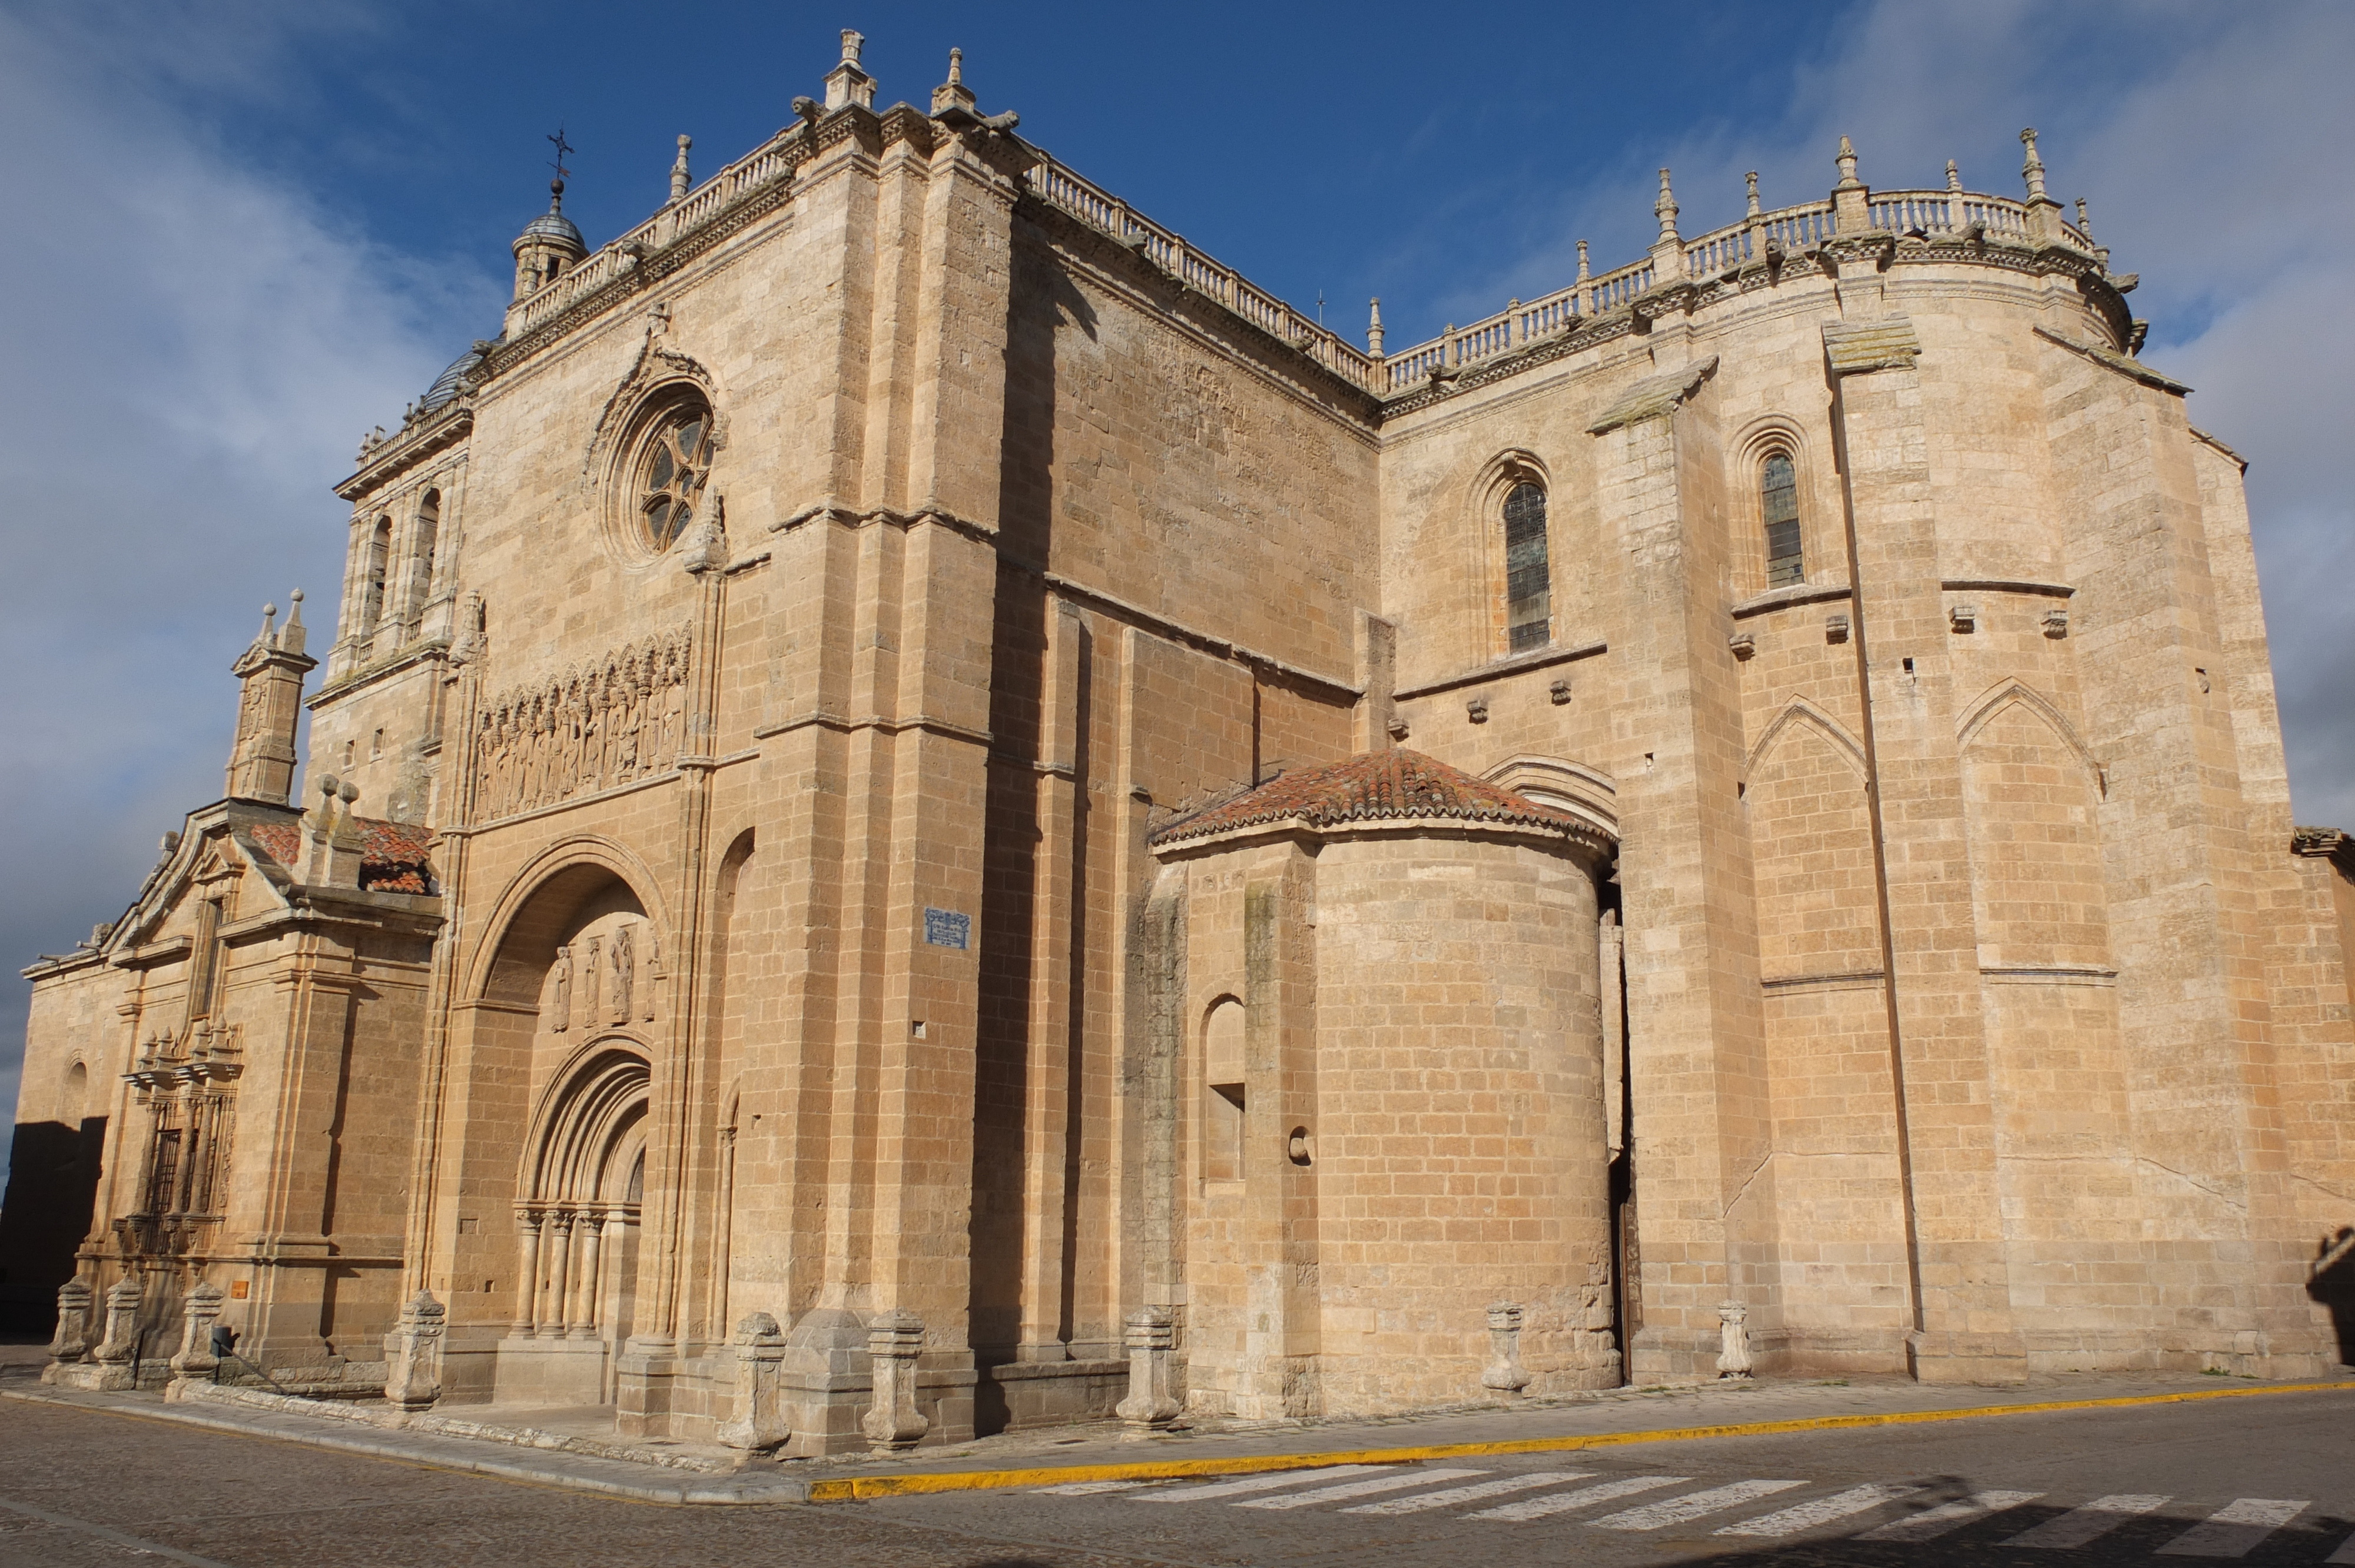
[
  {"left": 0, "top": 1401, "right": 1136, "bottom": 1568},
  {"left": 4, "top": 1385, "right": 2351, "bottom": 1567}
]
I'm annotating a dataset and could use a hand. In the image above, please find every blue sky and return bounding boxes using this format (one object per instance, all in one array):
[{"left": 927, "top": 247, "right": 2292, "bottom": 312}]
[{"left": 2, "top": 0, "right": 2350, "bottom": 1141}]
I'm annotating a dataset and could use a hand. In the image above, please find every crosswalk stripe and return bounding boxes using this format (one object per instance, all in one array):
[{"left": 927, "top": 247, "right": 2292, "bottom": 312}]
[
  {"left": 2006, "top": 1494, "right": 2172, "bottom": 1549},
  {"left": 2326, "top": 1527, "right": 2355, "bottom": 1564},
  {"left": 1592, "top": 1479, "right": 1808, "bottom": 1532},
  {"left": 1235, "top": 1467, "right": 1492, "bottom": 1510},
  {"left": 1037, "top": 1479, "right": 1159, "bottom": 1495},
  {"left": 1344, "top": 1470, "right": 1597, "bottom": 1516},
  {"left": 1133, "top": 1464, "right": 1392, "bottom": 1501},
  {"left": 1714, "top": 1484, "right": 1922, "bottom": 1538},
  {"left": 2156, "top": 1499, "right": 2310, "bottom": 1558},
  {"left": 1469, "top": 1474, "right": 1690, "bottom": 1522},
  {"left": 1856, "top": 1490, "right": 2044, "bottom": 1541}
]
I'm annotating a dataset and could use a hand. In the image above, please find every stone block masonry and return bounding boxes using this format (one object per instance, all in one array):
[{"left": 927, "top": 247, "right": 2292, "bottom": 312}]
[{"left": 10, "top": 35, "right": 2350, "bottom": 1451}]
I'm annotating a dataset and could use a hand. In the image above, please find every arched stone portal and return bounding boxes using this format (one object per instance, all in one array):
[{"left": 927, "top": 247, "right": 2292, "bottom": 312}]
[
  {"left": 432, "top": 849, "right": 669, "bottom": 1407},
  {"left": 509, "top": 1045, "right": 648, "bottom": 1404}
]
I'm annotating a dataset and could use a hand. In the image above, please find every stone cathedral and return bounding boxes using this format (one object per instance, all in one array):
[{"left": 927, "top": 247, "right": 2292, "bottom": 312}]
[{"left": 9, "top": 35, "right": 2354, "bottom": 1452}]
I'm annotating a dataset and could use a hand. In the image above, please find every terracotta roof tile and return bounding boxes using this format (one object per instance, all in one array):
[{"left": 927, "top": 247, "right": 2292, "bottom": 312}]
[
  {"left": 1148, "top": 749, "right": 1578, "bottom": 848},
  {"left": 244, "top": 818, "right": 438, "bottom": 895}
]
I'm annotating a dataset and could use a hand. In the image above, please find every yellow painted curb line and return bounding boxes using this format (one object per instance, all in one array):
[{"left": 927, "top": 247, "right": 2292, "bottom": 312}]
[{"left": 807, "top": 1380, "right": 2355, "bottom": 1502}]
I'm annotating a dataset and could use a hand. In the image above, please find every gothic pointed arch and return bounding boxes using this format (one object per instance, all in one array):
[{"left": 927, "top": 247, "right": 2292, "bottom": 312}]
[
  {"left": 1743, "top": 696, "right": 1868, "bottom": 788},
  {"left": 1956, "top": 679, "right": 2105, "bottom": 794}
]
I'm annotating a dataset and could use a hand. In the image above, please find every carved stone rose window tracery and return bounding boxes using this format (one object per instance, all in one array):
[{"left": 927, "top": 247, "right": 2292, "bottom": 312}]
[{"left": 636, "top": 404, "right": 712, "bottom": 551}]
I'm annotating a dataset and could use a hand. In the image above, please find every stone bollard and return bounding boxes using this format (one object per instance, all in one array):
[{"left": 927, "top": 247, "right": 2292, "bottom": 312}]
[
  {"left": 167, "top": 1283, "right": 227, "bottom": 1392},
  {"left": 384, "top": 1290, "right": 449, "bottom": 1411},
  {"left": 716, "top": 1311, "right": 788, "bottom": 1454},
  {"left": 1716, "top": 1300, "right": 1753, "bottom": 1380},
  {"left": 861, "top": 1309, "right": 929, "bottom": 1453},
  {"left": 1482, "top": 1301, "right": 1532, "bottom": 1393},
  {"left": 89, "top": 1276, "right": 145, "bottom": 1390},
  {"left": 1115, "top": 1307, "right": 1179, "bottom": 1430},
  {"left": 48, "top": 1278, "right": 94, "bottom": 1365}
]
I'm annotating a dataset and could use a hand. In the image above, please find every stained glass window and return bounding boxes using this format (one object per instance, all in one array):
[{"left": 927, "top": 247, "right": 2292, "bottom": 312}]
[
  {"left": 640, "top": 410, "right": 711, "bottom": 550},
  {"left": 1763, "top": 453, "right": 1803, "bottom": 587},
  {"left": 1504, "top": 481, "right": 1550, "bottom": 653}
]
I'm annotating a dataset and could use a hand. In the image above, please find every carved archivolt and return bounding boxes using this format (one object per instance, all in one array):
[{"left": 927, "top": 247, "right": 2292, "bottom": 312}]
[{"left": 472, "top": 625, "right": 692, "bottom": 822}]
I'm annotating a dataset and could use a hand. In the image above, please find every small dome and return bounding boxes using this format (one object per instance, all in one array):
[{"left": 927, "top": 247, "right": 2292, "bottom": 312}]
[
  {"left": 419, "top": 338, "right": 500, "bottom": 413},
  {"left": 512, "top": 180, "right": 587, "bottom": 257},
  {"left": 1148, "top": 749, "right": 1590, "bottom": 848}
]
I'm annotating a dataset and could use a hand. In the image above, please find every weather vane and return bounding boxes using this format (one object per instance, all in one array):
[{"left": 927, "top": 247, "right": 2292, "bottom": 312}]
[{"left": 547, "top": 125, "right": 575, "bottom": 182}]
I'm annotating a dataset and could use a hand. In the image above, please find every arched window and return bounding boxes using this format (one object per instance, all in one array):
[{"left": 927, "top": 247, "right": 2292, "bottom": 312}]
[
  {"left": 1503, "top": 480, "right": 1551, "bottom": 652},
  {"left": 1762, "top": 453, "right": 1803, "bottom": 587},
  {"left": 406, "top": 490, "right": 441, "bottom": 623},
  {"left": 360, "top": 516, "right": 392, "bottom": 633}
]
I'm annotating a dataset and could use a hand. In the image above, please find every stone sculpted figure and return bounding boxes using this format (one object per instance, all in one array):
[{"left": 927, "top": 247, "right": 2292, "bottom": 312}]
[
  {"left": 549, "top": 945, "right": 572, "bottom": 1032},
  {"left": 611, "top": 925, "right": 634, "bottom": 1025}
]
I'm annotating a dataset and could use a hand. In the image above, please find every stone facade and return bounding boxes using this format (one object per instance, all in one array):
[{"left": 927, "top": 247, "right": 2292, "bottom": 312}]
[{"left": 9, "top": 37, "right": 2352, "bottom": 1446}]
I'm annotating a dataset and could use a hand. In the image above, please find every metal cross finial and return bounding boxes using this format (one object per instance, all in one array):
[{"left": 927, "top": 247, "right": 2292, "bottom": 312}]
[{"left": 547, "top": 126, "right": 575, "bottom": 182}]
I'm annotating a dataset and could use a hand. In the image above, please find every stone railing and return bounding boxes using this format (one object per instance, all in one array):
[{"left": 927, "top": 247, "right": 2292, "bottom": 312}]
[
  {"left": 1380, "top": 254, "right": 1661, "bottom": 391},
  {"left": 1024, "top": 156, "right": 1382, "bottom": 391},
  {"left": 1377, "top": 184, "right": 2099, "bottom": 393},
  {"left": 509, "top": 129, "right": 808, "bottom": 337},
  {"left": 488, "top": 111, "right": 2110, "bottom": 416}
]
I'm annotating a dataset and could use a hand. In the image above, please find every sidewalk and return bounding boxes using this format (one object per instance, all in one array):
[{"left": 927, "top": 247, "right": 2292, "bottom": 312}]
[{"left": 5, "top": 1359, "right": 2349, "bottom": 1507}]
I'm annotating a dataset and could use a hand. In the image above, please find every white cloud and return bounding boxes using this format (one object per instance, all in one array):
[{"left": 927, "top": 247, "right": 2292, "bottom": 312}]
[{"left": 0, "top": 5, "right": 496, "bottom": 1141}]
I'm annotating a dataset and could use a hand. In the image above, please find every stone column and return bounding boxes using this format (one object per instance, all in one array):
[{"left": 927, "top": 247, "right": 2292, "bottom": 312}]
[
  {"left": 861, "top": 1309, "right": 928, "bottom": 1453},
  {"left": 511, "top": 1210, "right": 542, "bottom": 1335},
  {"left": 716, "top": 1312, "right": 788, "bottom": 1454},
  {"left": 1115, "top": 1307, "right": 1178, "bottom": 1430},
  {"left": 89, "top": 1276, "right": 145, "bottom": 1390},
  {"left": 1482, "top": 1301, "right": 1531, "bottom": 1394},
  {"left": 48, "top": 1278, "right": 93, "bottom": 1364},
  {"left": 384, "top": 1291, "right": 447, "bottom": 1411},
  {"left": 167, "top": 1282, "right": 226, "bottom": 1387},
  {"left": 568, "top": 1211, "right": 601, "bottom": 1338},
  {"left": 539, "top": 1212, "right": 572, "bottom": 1338}
]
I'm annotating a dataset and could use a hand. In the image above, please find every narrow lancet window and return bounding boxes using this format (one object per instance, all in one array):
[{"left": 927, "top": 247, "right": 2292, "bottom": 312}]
[
  {"left": 1762, "top": 454, "right": 1803, "bottom": 587},
  {"left": 1504, "top": 481, "right": 1551, "bottom": 652},
  {"left": 407, "top": 490, "right": 441, "bottom": 623},
  {"left": 360, "top": 517, "right": 392, "bottom": 633}
]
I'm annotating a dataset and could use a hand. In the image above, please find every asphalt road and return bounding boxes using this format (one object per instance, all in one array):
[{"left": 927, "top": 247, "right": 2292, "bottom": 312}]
[{"left": 1, "top": 1391, "right": 2348, "bottom": 1567}]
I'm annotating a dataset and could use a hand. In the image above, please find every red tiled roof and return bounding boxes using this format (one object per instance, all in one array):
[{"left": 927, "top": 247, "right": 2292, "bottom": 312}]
[
  {"left": 1147, "top": 749, "right": 1579, "bottom": 847},
  {"left": 244, "top": 818, "right": 437, "bottom": 895}
]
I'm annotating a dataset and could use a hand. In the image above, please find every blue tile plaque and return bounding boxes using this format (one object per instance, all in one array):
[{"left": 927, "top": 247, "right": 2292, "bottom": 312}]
[{"left": 923, "top": 907, "right": 971, "bottom": 950}]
